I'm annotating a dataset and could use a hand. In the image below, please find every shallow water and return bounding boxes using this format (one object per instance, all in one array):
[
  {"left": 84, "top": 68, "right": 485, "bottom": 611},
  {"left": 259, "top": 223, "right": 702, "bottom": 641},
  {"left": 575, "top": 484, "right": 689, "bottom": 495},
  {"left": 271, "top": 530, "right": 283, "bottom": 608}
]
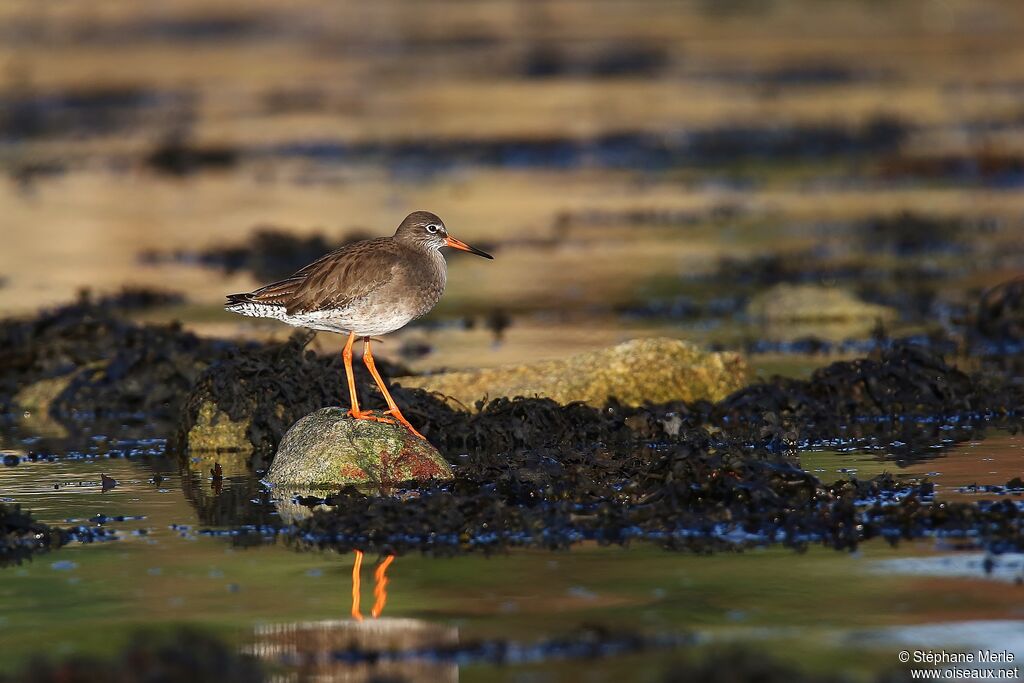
[{"left": 2, "top": 425, "right": 1022, "bottom": 680}]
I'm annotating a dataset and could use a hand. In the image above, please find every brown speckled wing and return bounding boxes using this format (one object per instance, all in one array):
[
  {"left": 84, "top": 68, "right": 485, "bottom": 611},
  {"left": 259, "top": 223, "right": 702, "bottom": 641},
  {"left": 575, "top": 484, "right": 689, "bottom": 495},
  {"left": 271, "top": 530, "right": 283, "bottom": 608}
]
[{"left": 247, "top": 238, "right": 402, "bottom": 315}]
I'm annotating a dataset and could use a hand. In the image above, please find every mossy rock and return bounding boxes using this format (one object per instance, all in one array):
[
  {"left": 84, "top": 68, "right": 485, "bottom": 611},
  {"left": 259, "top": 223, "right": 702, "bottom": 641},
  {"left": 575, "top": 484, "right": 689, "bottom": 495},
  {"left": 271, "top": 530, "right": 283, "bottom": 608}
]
[
  {"left": 267, "top": 408, "right": 452, "bottom": 489},
  {"left": 747, "top": 283, "right": 897, "bottom": 322},
  {"left": 12, "top": 374, "right": 78, "bottom": 437},
  {"left": 185, "top": 401, "right": 252, "bottom": 453},
  {"left": 395, "top": 337, "right": 747, "bottom": 410},
  {"left": 12, "top": 374, "right": 76, "bottom": 414}
]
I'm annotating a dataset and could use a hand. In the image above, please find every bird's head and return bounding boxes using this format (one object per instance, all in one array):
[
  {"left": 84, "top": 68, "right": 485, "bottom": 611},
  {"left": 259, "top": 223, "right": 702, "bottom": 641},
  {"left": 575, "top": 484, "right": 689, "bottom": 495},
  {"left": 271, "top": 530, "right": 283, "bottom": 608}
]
[{"left": 394, "top": 211, "right": 493, "bottom": 259}]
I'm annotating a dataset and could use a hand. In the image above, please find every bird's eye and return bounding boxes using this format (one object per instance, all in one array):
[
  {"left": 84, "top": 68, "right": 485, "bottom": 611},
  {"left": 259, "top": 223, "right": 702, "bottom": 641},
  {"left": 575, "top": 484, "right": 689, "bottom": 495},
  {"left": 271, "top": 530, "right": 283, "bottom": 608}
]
[{"left": 426, "top": 224, "right": 440, "bottom": 234}]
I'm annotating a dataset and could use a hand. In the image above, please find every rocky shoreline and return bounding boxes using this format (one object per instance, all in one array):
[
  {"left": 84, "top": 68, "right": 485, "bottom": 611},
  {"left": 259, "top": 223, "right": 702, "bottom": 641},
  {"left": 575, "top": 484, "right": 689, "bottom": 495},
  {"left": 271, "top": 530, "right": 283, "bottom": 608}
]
[{"left": 2, "top": 288, "right": 1023, "bottom": 558}]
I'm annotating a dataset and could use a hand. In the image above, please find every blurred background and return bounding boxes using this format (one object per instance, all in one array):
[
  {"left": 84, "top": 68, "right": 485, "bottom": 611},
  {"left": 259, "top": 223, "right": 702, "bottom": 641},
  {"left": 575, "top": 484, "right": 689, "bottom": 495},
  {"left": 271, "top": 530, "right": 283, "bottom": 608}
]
[
  {"left": 4, "top": 3, "right": 1024, "bottom": 680},
  {"left": 2, "top": 0, "right": 1023, "bottom": 372}
]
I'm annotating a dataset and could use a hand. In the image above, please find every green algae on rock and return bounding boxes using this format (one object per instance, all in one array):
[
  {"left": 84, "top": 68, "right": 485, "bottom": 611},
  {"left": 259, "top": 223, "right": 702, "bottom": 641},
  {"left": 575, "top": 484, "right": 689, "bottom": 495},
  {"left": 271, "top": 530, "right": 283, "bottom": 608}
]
[
  {"left": 267, "top": 408, "right": 452, "bottom": 489},
  {"left": 395, "top": 338, "right": 746, "bottom": 410},
  {"left": 185, "top": 400, "right": 254, "bottom": 453},
  {"left": 747, "top": 283, "right": 898, "bottom": 322},
  {"left": 11, "top": 372, "right": 77, "bottom": 414}
]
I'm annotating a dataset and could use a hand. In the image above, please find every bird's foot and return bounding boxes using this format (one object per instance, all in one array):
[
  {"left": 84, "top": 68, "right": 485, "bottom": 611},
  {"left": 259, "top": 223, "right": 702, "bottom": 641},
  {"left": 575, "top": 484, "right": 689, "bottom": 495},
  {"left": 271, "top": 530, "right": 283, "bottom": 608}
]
[
  {"left": 384, "top": 409, "right": 426, "bottom": 440},
  {"left": 347, "top": 409, "right": 396, "bottom": 425}
]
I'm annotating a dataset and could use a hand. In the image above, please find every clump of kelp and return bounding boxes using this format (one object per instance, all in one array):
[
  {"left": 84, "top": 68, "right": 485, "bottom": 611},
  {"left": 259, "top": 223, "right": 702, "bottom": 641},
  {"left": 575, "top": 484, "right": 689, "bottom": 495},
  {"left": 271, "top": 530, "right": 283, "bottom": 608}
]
[
  {"left": 0, "top": 504, "right": 65, "bottom": 566},
  {"left": 139, "top": 226, "right": 370, "bottom": 281},
  {"left": 0, "top": 288, "right": 225, "bottom": 422},
  {"left": 975, "top": 276, "right": 1024, "bottom": 344},
  {"left": 0, "top": 504, "right": 118, "bottom": 566},
  {"left": 140, "top": 223, "right": 498, "bottom": 283}
]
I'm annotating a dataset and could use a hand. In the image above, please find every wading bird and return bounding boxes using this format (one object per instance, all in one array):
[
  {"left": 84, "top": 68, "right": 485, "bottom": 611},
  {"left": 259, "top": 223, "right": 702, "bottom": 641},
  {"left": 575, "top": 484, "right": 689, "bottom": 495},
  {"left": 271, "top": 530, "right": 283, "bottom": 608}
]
[{"left": 226, "top": 211, "right": 493, "bottom": 439}]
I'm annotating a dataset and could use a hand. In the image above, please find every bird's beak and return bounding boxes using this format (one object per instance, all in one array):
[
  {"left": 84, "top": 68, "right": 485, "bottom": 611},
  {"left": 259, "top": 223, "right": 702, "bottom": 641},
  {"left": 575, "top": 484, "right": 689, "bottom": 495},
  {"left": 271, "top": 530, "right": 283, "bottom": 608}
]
[{"left": 445, "top": 235, "right": 493, "bottom": 259}]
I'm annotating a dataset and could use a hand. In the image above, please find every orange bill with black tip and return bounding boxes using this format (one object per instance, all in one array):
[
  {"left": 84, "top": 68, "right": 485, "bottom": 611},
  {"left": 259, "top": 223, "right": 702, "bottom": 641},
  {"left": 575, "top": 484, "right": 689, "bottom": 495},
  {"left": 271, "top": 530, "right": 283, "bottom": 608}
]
[{"left": 445, "top": 235, "right": 493, "bottom": 259}]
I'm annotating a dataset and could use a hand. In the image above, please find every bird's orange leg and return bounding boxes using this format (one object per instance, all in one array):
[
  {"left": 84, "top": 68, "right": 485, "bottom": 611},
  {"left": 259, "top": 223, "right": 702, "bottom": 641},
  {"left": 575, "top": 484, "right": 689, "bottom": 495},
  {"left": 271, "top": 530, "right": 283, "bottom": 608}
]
[
  {"left": 371, "top": 554, "right": 395, "bottom": 618},
  {"left": 344, "top": 332, "right": 394, "bottom": 424},
  {"left": 362, "top": 337, "right": 425, "bottom": 439},
  {"left": 351, "top": 549, "right": 364, "bottom": 621}
]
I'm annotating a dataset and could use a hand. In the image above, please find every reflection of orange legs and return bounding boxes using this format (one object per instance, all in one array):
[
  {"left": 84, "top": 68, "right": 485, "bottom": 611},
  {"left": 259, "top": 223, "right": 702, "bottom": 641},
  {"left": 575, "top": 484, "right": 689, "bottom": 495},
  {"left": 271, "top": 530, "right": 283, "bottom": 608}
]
[
  {"left": 371, "top": 555, "right": 394, "bottom": 618},
  {"left": 350, "top": 551, "right": 396, "bottom": 621},
  {"left": 350, "top": 550, "right": 364, "bottom": 622},
  {"left": 362, "top": 337, "right": 425, "bottom": 440},
  {"left": 344, "top": 332, "right": 394, "bottom": 424}
]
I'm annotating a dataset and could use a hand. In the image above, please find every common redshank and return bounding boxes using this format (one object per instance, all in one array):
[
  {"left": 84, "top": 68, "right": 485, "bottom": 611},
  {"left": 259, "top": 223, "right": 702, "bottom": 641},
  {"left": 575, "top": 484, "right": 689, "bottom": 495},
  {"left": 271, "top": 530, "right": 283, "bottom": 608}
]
[{"left": 225, "top": 211, "right": 493, "bottom": 439}]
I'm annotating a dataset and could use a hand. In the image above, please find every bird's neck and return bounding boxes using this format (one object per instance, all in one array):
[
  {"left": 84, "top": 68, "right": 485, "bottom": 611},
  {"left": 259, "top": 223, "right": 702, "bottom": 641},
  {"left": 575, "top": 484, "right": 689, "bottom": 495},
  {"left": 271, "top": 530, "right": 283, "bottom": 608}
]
[
  {"left": 429, "top": 247, "right": 447, "bottom": 291},
  {"left": 403, "top": 243, "right": 447, "bottom": 290}
]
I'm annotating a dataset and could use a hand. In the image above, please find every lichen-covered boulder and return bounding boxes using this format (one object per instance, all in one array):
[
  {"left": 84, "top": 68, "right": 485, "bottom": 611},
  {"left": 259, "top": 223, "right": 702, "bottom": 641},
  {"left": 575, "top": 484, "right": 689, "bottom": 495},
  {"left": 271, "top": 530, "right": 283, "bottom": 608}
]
[
  {"left": 394, "top": 337, "right": 746, "bottom": 410},
  {"left": 267, "top": 408, "right": 452, "bottom": 489},
  {"left": 747, "top": 283, "right": 897, "bottom": 322}
]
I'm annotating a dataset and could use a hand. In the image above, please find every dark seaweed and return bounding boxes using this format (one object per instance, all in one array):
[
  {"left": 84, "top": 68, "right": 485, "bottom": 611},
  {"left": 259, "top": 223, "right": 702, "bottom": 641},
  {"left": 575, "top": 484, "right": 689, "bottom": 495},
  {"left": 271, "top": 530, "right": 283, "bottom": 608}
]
[
  {"left": 879, "top": 150, "right": 1024, "bottom": 186},
  {"left": 0, "top": 289, "right": 230, "bottom": 421},
  {"left": 975, "top": 276, "right": 1024, "bottom": 343},
  {"left": 3, "top": 294, "right": 1024, "bottom": 558},
  {"left": 286, "top": 458, "right": 1024, "bottom": 556},
  {"left": 267, "top": 118, "right": 908, "bottom": 172},
  {"left": 141, "top": 227, "right": 368, "bottom": 281},
  {"left": 278, "top": 343, "right": 1024, "bottom": 556},
  {"left": 522, "top": 44, "right": 670, "bottom": 78},
  {"left": 181, "top": 334, "right": 1022, "bottom": 465},
  {"left": 859, "top": 211, "right": 973, "bottom": 256},
  {"left": 0, "top": 504, "right": 66, "bottom": 567},
  {"left": 715, "top": 343, "right": 1021, "bottom": 437},
  {"left": 1, "top": 628, "right": 266, "bottom": 683},
  {"left": 0, "top": 87, "right": 192, "bottom": 141},
  {"left": 145, "top": 139, "right": 239, "bottom": 176}
]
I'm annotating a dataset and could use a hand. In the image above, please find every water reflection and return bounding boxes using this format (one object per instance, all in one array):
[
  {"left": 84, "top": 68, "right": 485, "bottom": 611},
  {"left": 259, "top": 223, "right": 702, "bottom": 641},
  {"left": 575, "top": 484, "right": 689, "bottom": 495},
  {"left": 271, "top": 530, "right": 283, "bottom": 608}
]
[
  {"left": 250, "top": 553, "right": 457, "bottom": 683},
  {"left": 351, "top": 550, "right": 395, "bottom": 621},
  {"left": 250, "top": 617, "right": 459, "bottom": 683}
]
